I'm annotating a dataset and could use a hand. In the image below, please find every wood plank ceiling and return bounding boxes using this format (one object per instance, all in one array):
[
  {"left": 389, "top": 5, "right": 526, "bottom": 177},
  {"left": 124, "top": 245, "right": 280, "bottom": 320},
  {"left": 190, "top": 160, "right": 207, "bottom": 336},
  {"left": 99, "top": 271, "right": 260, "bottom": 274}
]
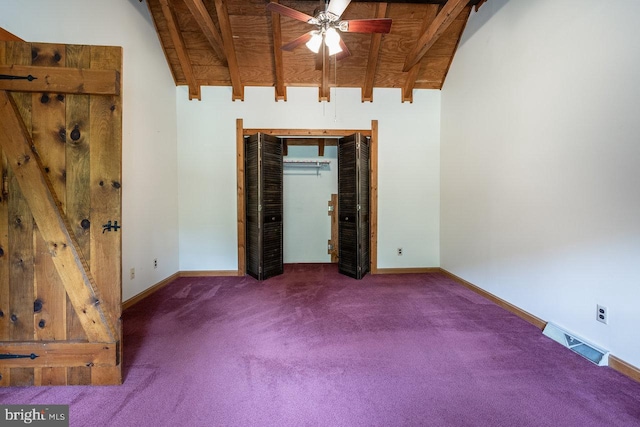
[{"left": 144, "top": 0, "right": 486, "bottom": 101}]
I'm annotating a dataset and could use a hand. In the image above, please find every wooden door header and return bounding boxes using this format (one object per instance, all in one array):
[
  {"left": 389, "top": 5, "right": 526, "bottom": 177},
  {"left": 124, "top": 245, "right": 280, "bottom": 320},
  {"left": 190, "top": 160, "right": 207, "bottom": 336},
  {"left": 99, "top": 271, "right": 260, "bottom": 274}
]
[{"left": 243, "top": 128, "right": 372, "bottom": 138}]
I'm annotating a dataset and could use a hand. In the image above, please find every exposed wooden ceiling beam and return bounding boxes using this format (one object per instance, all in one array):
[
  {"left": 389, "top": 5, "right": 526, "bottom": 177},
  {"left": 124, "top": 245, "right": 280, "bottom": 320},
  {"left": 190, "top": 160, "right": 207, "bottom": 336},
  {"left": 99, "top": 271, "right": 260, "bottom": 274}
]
[
  {"left": 144, "top": 0, "right": 480, "bottom": 99},
  {"left": 440, "top": 6, "right": 471, "bottom": 86},
  {"left": 402, "top": 5, "right": 438, "bottom": 103},
  {"left": 270, "top": 0, "right": 287, "bottom": 101},
  {"left": 0, "top": 90, "right": 117, "bottom": 343},
  {"left": 214, "top": 0, "right": 244, "bottom": 101},
  {"left": 159, "top": 0, "right": 201, "bottom": 100},
  {"left": 315, "top": 51, "right": 323, "bottom": 71},
  {"left": 0, "top": 65, "right": 120, "bottom": 95},
  {"left": 362, "top": 2, "right": 388, "bottom": 102},
  {"left": 182, "top": 0, "right": 228, "bottom": 67},
  {"left": 403, "top": 0, "right": 470, "bottom": 72},
  {"left": 402, "top": 66, "right": 419, "bottom": 103},
  {"left": 319, "top": 46, "right": 330, "bottom": 102}
]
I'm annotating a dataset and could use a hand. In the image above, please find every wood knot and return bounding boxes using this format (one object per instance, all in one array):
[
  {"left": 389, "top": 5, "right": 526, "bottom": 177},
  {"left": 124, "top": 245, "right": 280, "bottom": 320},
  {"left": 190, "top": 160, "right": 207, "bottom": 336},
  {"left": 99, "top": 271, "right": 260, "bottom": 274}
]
[
  {"left": 112, "top": 181, "right": 121, "bottom": 189},
  {"left": 40, "top": 94, "right": 50, "bottom": 104},
  {"left": 0, "top": 247, "right": 4, "bottom": 257},
  {"left": 0, "top": 310, "right": 4, "bottom": 318},
  {"left": 44, "top": 167, "right": 50, "bottom": 173},
  {"left": 57, "top": 94, "right": 65, "bottom": 102},
  {"left": 53, "top": 52, "right": 62, "bottom": 62},
  {"left": 38, "top": 319, "right": 46, "bottom": 328},
  {"left": 81, "top": 219, "right": 91, "bottom": 230},
  {"left": 10, "top": 314, "right": 17, "bottom": 322},
  {"left": 99, "top": 180, "right": 104, "bottom": 187},
  {"left": 33, "top": 299, "right": 43, "bottom": 313},
  {"left": 70, "top": 126, "right": 81, "bottom": 141},
  {"left": 86, "top": 362, "right": 95, "bottom": 367},
  {"left": 59, "top": 128, "right": 67, "bottom": 142},
  {"left": 110, "top": 105, "right": 116, "bottom": 112}
]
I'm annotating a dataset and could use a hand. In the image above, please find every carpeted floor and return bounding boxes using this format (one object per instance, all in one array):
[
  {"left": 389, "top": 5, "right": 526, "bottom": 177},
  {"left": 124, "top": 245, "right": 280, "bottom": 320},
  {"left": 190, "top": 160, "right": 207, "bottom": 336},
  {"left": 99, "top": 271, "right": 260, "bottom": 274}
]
[{"left": 1, "top": 264, "right": 639, "bottom": 426}]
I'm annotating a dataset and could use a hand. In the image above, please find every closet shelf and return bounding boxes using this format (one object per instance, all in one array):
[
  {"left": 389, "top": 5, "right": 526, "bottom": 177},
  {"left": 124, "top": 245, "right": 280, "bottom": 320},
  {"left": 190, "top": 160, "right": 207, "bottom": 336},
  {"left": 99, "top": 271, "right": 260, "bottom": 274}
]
[{"left": 283, "top": 160, "right": 331, "bottom": 175}]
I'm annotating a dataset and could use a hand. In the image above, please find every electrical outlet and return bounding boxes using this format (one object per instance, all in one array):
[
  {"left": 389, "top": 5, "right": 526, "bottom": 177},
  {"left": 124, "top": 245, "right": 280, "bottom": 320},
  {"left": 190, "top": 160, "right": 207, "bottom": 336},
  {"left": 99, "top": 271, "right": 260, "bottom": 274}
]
[
  {"left": 397, "top": 248, "right": 403, "bottom": 256},
  {"left": 154, "top": 258, "right": 158, "bottom": 269},
  {"left": 130, "top": 268, "right": 135, "bottom": 280},
  {"left": 597, "top": 304, "right": 607, "bottom": 324}
]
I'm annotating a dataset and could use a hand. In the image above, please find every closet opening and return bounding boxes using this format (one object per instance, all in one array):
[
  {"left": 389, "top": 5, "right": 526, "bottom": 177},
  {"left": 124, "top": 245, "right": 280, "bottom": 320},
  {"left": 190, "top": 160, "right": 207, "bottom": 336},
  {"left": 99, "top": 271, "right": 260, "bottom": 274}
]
[{"left": 236, "top": 119, "right": 379, "bottom": 278}]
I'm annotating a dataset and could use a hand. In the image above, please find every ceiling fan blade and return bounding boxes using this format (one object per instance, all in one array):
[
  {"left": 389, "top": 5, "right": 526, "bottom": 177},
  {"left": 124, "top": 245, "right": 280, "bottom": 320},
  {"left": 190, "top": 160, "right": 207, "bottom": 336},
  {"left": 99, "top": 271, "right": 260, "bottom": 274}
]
[
  {"left": 327, "top": 0, "right": 351, "bottom": 18},
  {"left": 335, "top": 38, "right": 351, "bottom": 61},
  {"left": 341, "top": 18, "right": 392, "bottom": 34},
  {"left": 282, "top": 31, "right": 315, "bottom": 51},
  {"left": 266, "top": 2, "right": 315, "bottom": 23}
]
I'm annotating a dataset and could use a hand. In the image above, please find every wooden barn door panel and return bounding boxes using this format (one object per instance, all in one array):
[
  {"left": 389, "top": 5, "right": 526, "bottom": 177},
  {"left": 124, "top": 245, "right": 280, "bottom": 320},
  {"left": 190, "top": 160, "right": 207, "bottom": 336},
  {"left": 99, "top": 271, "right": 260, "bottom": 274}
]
[
  {"left": 338, "top": 134, "right": 370, "bottom": 280},
  {"left": 0, "top": 40, "right": 122, "bottom": 386},
  {"left": 245, "top": 133, "right": 283, "bottom": 280}
]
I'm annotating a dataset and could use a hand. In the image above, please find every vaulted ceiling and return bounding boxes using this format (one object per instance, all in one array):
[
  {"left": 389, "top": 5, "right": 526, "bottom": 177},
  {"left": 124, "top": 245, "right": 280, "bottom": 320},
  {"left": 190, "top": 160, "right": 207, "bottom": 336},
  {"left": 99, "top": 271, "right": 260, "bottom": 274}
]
[{"left": 143, "top": 0, "right": 486, "bottom": 102}]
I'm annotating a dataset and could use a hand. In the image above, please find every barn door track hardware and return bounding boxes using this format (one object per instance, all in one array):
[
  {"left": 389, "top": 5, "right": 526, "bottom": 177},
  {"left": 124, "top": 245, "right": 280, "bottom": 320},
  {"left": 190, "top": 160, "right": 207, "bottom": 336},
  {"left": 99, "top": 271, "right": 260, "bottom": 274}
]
[
  {"left": 0, "top": 353, "right": 39, "bottom": 360},
  {"left": 0, "top": 74, "right": 37, "bottom": 81},
  {"left": 102, "top": 220, "right": 121, "bottom": 233}
]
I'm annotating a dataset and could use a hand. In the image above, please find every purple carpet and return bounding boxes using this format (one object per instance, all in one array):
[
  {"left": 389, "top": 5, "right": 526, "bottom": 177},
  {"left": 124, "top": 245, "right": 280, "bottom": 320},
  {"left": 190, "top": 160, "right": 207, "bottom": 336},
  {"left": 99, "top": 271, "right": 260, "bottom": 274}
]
[{"left": 1, "top": 264, "right": 639, "bottom": 426}]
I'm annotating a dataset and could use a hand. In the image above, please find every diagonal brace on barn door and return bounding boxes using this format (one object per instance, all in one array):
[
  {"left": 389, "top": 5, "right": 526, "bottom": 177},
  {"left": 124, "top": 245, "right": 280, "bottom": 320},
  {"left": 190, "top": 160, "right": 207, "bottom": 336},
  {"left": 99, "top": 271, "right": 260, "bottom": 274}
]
[{"left": 0, "top": 90, "right": 117, "bottom": 344}]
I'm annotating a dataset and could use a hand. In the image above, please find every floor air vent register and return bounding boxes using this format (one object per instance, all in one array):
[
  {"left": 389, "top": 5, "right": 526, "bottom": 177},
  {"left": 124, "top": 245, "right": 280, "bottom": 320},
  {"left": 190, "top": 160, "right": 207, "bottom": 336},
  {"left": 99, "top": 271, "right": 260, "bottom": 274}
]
[{"left": 543, "top": 323, "right": 610, "bottom": 366}]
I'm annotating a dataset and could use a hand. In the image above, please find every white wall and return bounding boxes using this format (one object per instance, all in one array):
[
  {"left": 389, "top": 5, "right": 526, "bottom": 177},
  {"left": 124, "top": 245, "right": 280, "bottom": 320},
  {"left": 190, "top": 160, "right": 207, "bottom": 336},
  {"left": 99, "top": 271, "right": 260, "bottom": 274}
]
[
  {"left": 284, "top": 145, "right": 338, "bottom": 263},
  {"left": 441, "top": 0, "right": 640, "bottom": 368},
  {"left": 177, "top": 86, "right": 441, "bottom": 271},
  {"left": 0, "top": 0, "right": 180, "bottom": 301}
]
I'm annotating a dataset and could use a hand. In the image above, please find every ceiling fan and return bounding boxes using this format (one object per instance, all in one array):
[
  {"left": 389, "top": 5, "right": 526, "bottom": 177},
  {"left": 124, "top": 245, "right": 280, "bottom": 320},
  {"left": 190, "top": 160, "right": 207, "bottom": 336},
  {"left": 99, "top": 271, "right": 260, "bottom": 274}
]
[{"left": 266, "top": 0, "right": 392, "bottom": 60}]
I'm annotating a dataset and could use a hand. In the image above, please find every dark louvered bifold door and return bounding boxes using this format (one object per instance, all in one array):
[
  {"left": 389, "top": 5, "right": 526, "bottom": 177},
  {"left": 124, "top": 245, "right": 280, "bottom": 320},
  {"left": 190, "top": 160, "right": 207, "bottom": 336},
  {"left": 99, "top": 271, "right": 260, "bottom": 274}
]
[
  {"left": 338, "top": 133, "right": 370, "bottom": 279},
  {"left": 245, "top": 133, "right": 283, "bottom": 280}
]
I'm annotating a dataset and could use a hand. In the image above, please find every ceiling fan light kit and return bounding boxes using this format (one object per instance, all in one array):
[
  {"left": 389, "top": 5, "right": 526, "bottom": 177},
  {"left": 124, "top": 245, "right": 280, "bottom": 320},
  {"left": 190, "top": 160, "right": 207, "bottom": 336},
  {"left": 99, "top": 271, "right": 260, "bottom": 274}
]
[
  {"left": 267, "top": 0, "right": 392, "bottom": 59},
  {"left": 325, "top": 28, "right": 343, "bottom": 55},
  {"left": 306, "top": 31, "right": 323, "bottom": 54}
]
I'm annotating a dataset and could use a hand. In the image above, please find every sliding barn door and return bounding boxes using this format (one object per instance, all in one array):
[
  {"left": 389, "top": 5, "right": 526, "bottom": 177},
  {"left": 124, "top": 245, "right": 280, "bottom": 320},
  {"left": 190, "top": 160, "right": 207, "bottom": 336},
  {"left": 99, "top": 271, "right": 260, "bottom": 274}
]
[
  {"left": 338, "top": 133, "right": 370, "bottom": 279},
  {"left": 245, "top": 133, "right": 283, "bottom": 280},
  {"left": 0, "top": 41, "right": 122, "bottom": 386}
]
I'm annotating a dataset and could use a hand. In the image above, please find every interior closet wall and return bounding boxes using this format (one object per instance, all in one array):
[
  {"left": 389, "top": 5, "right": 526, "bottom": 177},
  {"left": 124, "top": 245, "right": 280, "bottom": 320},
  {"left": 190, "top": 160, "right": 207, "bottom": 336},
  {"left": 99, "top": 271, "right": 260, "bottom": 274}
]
[
  {"left": 284, "top": 146, "right": 338, "bottom": 263},
  {"left": 177, "top": 86, "right": 441, "bottom": 272}
]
